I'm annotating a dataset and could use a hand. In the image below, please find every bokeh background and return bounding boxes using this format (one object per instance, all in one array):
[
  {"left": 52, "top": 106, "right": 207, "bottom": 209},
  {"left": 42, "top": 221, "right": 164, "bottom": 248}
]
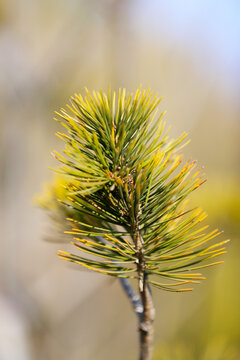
[{"left": 1, "top": 1, "right": 240, "bottom": 359}]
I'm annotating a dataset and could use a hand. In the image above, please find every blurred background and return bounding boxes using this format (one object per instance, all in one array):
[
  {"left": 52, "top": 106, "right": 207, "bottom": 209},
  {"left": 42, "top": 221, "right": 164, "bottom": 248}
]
[{"left": 1, "top": 0, "right": 239, "bottom": 359}]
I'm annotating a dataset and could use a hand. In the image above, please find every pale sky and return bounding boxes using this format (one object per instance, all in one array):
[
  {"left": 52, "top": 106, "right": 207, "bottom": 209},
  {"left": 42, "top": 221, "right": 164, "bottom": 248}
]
[{"left": 131, "top": 0, "right": 240, "bottom": 97}]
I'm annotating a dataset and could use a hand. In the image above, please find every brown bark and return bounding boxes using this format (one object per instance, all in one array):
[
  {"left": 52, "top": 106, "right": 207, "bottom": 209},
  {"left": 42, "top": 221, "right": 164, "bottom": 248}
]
[
  {"left": 138, "top": 272, "right": 155, "bottom": 360},
  {"left": 133, "top": 227, "right": 155, "bottom": 360}
]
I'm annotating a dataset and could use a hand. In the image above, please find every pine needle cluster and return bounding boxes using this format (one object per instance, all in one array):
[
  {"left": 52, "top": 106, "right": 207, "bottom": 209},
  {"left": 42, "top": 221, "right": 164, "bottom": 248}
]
[{"left": 41, "top": 88, "right": 227, "bottom": 292}]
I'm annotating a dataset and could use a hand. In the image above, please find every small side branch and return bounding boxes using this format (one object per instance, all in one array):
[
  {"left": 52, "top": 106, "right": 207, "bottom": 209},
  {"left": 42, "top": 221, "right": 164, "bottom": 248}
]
[
  {"left": 119, "top": 277, "right": 143, "bottom": 321},
  {"left": 96, "top": 236, "right": 143, "bottom": 320}
]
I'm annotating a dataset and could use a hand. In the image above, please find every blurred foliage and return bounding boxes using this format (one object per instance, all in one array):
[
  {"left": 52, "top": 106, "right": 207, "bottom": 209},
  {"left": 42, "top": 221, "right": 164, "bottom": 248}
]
[
  {"left": 34, "top": 174, "right": 70, "bottom": 212},
  {"left": 152, "top": 176, "right": 240, "bottom": 359},
  {"left": 154, "top": 338, "right": 239, "bottom": 360},
  {"left": 192, "top": 176, "right": 240, "bottom": 231}
]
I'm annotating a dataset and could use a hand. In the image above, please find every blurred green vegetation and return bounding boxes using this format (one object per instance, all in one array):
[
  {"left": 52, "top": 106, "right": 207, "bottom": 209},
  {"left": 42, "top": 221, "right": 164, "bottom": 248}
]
[
  {"left": 153, "top": 176, "right": 240, "bottom": 359},
  {"left": 154, "top": 338, "right": 239, "bottom": 360},
  {"left": 192, "top": 177, "right": 240, "bottom": 232},
  {"left": 1, "top": 0, "right": 239, "bottom": 359}
]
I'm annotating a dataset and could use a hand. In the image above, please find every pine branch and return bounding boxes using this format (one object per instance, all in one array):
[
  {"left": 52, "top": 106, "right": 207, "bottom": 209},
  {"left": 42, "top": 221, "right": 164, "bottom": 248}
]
[
  {"left": 96, "top": 235, "right": 143, "bottom": 321},
  {"left": 50, "top": 88, "right": 227, "bottom": 292},
  {"left": 36, "top": 87, "right": 228, "bottom": 360}
]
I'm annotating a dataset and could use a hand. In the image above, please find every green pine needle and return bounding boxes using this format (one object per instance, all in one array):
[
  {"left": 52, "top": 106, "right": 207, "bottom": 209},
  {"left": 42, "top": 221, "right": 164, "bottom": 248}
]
[{"left": 38, "top": 87, "right": 227, "bottom": 292}]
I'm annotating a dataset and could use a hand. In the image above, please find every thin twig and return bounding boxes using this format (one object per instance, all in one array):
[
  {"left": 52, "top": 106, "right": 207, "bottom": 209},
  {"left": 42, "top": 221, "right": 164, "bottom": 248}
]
[
  {"left": 96, "top": 236, "right": 143, "bottom": 320},
  {"left": 119, "top": 277, "right": 143, "bottom": 321}
]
